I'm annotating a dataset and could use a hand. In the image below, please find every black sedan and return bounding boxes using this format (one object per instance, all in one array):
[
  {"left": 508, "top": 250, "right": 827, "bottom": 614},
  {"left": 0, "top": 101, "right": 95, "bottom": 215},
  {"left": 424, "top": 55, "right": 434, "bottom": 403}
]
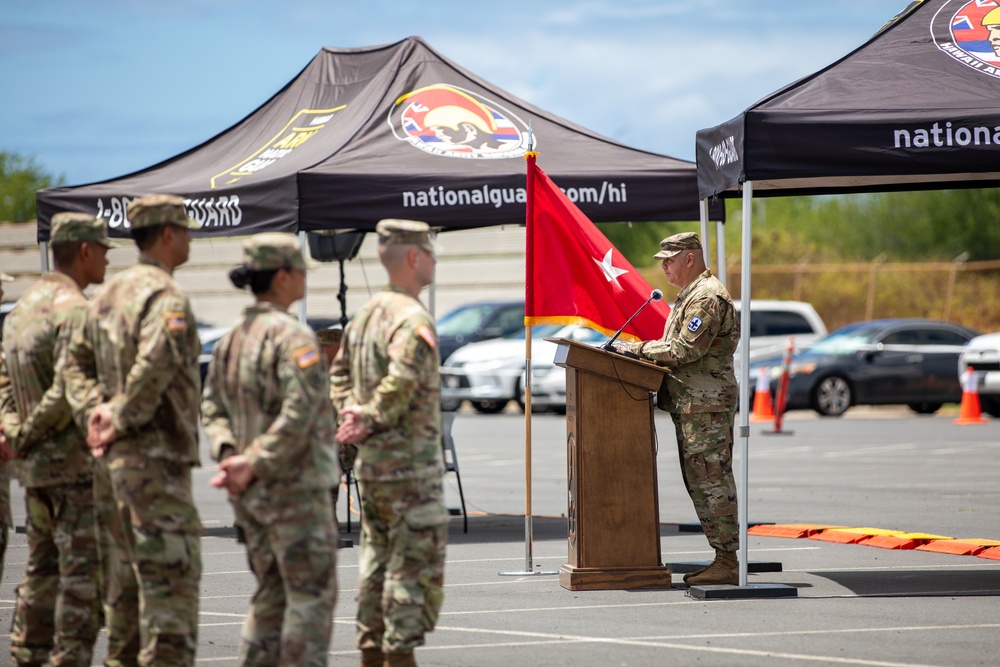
[{"left": 752, "top": 319, "right": 980, "bottom": 417}]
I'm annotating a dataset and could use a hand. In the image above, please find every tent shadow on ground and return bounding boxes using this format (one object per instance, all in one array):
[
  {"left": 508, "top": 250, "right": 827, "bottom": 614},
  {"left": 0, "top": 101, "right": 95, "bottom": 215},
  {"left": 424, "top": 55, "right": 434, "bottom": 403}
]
[
  {"left": 339, "top": 514, "right": 700, "bottom": 547},
  {"left": 199, "top": 514, "right": 573, "bottom": 545},
  {"left": 203, "top": 515, "right": 699, "bottom": 545},
  {"left": 805, "top": 568, "right": 1000, "bottom": 598}
]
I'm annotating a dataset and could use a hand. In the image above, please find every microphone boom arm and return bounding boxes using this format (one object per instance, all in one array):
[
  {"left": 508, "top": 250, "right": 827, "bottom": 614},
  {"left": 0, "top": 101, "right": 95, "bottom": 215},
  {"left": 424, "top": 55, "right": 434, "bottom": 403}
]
[{"left": 602, "top": 289, "right": 663, "bottom": 351}]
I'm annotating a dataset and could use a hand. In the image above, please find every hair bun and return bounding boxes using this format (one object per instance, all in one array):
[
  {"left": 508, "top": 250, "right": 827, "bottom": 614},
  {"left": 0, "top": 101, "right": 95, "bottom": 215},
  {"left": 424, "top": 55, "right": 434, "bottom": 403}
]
[{"left": 229, "top": 265, "right": 251, "bottom": 289}]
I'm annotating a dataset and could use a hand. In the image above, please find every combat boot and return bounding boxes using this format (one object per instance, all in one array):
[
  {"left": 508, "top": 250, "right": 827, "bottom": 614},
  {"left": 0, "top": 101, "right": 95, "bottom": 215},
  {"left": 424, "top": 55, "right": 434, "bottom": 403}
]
[
  {"left": 682, "top": 561, "right": 712, "bottom": 584},
  {"left": 360, "top": 648, "right": 384, "bottom": 667},
  {"left": 682, "top": 548, "right": 727, "bottom": 583},
  {"left": 384, "top": 651, "right": 417, "bottom": 667},
  {"left": 684, "top": 549, "right": 738, "bottom": 586}
]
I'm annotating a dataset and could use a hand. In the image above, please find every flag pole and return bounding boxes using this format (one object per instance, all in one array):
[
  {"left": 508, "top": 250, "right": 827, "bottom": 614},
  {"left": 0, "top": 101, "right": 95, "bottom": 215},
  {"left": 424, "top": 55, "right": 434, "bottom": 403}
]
[{"left": 499, "top": 149, "right": 557, "bottom": 577}]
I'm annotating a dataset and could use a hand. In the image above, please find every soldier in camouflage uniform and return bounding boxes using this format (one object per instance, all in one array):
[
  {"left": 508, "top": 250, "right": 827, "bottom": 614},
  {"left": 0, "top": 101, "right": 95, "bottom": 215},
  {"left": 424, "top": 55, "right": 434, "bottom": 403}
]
[
  {"left": 202, "top": 233, "right": 339, "bottom": 666},
  {"left": 622, "top": 231, "right": 740, "bottom": 586},
  {"left": 332, "top": 219, "right": 448, "bottom": 667},
  {"left": 63, "top": 194, "right": 203, "bottom": 666},
  {"left": 0, "top": 214, "right": 113, "bottom": 666},
  {"left": 0, "top": 271, "right": 17, "bottom": 591}
]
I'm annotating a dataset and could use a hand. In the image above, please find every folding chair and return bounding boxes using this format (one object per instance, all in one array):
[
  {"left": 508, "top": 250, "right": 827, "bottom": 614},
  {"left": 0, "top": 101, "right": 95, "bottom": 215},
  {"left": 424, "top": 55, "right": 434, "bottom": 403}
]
[
  {"left": 340, "top": 459, "right": 362, "bottom": 534},
  {"left": 441, "top": 411, "right": 468, "bottom": 533}
]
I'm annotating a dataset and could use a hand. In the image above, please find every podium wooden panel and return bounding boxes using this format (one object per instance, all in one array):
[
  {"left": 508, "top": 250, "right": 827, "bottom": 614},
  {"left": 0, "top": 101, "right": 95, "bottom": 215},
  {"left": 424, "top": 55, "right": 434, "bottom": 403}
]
[{"left": 547, "top": 338, "right": 672, "bottom": 591}]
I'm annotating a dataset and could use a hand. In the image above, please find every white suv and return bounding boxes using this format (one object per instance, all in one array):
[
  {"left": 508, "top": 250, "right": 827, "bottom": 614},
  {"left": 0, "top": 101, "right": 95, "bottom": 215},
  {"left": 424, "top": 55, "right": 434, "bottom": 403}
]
[
  {"left": 733, "top": 300, "right": 828, "bottom": 364},
  {"left": 519, "top": 301, "right": 825, "bottom": 414},
  {"left": 958, "top": 333, "right": 1000, "bottom": 417}
]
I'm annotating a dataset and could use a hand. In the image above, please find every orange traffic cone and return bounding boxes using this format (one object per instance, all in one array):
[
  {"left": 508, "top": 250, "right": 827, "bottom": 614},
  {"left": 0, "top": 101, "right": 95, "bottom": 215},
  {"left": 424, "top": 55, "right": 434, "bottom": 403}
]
[
  {"left": 750, "top": 367, "right": 775, "bottom": 423},
  {"left": 955, "top": 366, "right": 989, "bottom": 425}
]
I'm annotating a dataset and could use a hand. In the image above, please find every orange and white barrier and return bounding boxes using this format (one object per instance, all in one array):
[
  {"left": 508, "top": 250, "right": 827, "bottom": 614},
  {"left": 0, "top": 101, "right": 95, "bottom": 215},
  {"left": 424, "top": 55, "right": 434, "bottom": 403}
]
[
  {"left": 770, "top": 337, "right": 795, "bottom": 434},
  {"left": 955, "top": 365, "right": 989, "bottom": 425},
  {"left": 750, "top": 367, "right": 775, "bottom": 423}
]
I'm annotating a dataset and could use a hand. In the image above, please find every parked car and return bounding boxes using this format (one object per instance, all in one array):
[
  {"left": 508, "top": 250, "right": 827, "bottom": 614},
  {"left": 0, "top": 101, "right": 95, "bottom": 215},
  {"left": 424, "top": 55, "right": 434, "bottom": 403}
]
[
  {"left": 734, "top": 300, "right": 828, "bottom": 364},
  {"left": 198, "top": 316, "right": 344, "bottom": 384},
  {"left": 521, "top": 326, "right": 613, "bottom": 414},
  {"left": 306, "top": 317, "right": 344, "bottom": 332},
  {"left": 957, "top": 332, "right": 1000, "bottom": 417},
  {"left": 0, "top": 302, "right": 13, "bottom": 333},
  {"left": 750, "top": 318, "right": 980, "bottom": 417},
  {"left": 441, "top": 324, "right": 606, "bottom": 414},
  {"left": 198, "top": 325, "right": 231, "bottom": 384},
  {"left": 436, "top": 299, "right": 524, "bottom": 363},
  {"left": 525, "top": 300, "right": 827, "bottom": 414}
]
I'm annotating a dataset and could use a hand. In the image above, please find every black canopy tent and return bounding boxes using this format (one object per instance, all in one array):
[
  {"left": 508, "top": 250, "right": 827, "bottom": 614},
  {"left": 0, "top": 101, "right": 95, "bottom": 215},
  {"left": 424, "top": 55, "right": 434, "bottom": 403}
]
[
  {"left": 36, "top": 36, "right": 723, "bottom": 243},
  {"left": 693, "top": 0, "right": 1000, "bottom": 590},
  {"left": 695, "top": 0, "right": 1000, "bottom": 198}
]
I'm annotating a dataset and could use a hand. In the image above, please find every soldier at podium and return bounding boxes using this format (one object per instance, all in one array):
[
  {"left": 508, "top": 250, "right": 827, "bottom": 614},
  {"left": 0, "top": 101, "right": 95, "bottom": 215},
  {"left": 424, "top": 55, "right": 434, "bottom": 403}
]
[{"left": 618, "top": 232, "right": 740, "bottom": 586}]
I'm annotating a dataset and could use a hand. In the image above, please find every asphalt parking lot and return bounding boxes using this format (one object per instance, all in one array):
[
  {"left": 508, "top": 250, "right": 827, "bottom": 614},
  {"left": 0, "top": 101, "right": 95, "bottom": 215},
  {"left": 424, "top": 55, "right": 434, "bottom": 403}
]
[{"left": 1, "top": 406, "right": 998, "bottom": 666}]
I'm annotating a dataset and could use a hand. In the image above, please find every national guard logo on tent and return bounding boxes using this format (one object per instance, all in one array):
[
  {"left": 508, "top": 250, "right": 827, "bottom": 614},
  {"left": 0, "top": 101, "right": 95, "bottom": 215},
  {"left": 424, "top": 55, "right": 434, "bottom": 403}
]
[
  {"left": 387, "top": 83, "right": 532, "bottom": 159},
  {"left": 210, "top": 106, "right": 347, "bottom": 188},
  {"left": 932, "top": 0, "right": 1000, "bottom": 78},
  {"left": 687, "top": 317, "right": 702, "bottom": 333}
]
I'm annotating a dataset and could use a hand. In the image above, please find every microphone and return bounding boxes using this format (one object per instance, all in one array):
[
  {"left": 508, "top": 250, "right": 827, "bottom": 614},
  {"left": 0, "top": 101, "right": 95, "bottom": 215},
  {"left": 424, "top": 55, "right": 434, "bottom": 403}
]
[{"left": 602, "top": 289, "right": 663, "bottom": 352}]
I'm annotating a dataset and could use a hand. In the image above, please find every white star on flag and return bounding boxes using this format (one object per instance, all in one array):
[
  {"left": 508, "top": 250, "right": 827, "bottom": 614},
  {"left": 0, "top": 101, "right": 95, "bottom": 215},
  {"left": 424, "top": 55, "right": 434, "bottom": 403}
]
[{"left": 593, "top": 248, "right": 628, "bottom": 287}]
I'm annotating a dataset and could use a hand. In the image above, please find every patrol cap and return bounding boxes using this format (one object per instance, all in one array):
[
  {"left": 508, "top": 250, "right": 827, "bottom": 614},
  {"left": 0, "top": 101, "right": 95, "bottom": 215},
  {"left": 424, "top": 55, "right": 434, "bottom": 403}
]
[
  {"left": 0, "top": 272, "right": 12, "bottom": 282},
  {"left": 315, "top": 326, "right": 343, "bottom": 346},
  {"left": 127, "top": 194, "right": 201, "bottom": 230},
  {"left": 51, "top": 212, "right": 115, "bottom": 248},
  {"left": 653, "top": 231, "right": 702, "bottom": 260},
  {"left": 242, "top": 232, "right": 319, "bottom": 272},
  {"left": 375, "top": 219, "right": 437, "bottom": 256}
]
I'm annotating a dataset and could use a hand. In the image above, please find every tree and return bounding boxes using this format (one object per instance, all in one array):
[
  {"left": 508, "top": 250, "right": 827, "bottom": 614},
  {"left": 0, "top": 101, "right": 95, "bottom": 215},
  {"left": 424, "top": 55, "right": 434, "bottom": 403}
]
[
  {"left": 0, "top": 152, "right": 64, "bottom": 223},
  {"left": 720, "top": 189, "right": 1000, "bottom": 264}
]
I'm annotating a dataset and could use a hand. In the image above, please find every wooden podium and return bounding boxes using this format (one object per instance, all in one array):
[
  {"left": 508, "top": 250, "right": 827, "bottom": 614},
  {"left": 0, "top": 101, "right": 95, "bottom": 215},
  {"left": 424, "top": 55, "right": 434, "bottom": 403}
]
[{"left": 547, "top": 338, "right": 672, "bottom": 591}]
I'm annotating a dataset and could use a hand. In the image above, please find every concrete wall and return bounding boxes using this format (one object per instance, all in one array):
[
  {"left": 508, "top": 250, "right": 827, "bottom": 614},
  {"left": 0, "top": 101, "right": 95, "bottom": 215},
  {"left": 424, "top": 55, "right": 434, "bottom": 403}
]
[{"left": 0, "top": 221, "right": 527, "bottom": 326}]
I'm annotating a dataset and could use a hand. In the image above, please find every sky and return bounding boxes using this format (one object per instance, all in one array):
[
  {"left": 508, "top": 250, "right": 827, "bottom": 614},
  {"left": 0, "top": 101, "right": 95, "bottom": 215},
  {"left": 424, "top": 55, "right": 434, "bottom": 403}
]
[{"left": 1, "top": 0, "right": 915, "bottom": 187}]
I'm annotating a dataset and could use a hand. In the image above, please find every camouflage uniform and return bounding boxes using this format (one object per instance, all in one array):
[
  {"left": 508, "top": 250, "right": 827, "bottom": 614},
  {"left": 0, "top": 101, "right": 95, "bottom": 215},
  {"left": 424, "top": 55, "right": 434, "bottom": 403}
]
[
  {"left": 64, "top": 195, "right": 203, "bottom": 667},
  {"left": 0, "top": 271, "right": 14, "bottom": 584},
  {"left": 0, "top": 352, "right": 13, "bottom": 588},
  {"left": 201, "top": 234, "right": 338, "bottom": 666},
  {"left": 330, "top": 220, "right": 448, "bottom": 658},
  {"left": 1, "top": 269, "right": 102, "bottom": 666},
  {"left": 629, "top": 253, "right": 740, "bottom": 553}
]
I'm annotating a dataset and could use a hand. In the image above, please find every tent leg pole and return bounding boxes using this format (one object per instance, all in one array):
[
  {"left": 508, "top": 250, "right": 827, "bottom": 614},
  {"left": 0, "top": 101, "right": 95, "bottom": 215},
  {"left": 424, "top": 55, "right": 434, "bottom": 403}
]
[
  {"left": 337, "top": 259, "right": 349, "bottom": 327},
  {"left": 298, "top": 232, "right": 308, "bottom": 323},
  {"left": 737, "top": 182, "right": 753, "bottom": 588},
  {"left": 699, "top": 200, "right": 710, "bottom": 268},
  {"left": 716, "top": 220, "right": 726, "bottom": 288},
  {"left": 40, "top": 242, "right": 49, "bottom": 274},
  {"left": 429, "top": 264, "right": 436, "bottom": 318}
]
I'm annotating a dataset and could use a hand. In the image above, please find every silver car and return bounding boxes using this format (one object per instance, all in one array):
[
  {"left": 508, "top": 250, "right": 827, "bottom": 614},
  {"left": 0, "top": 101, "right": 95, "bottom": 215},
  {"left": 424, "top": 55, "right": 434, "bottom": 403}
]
[{"left": 441, "top": 324, "right": 606, "bottom": 414}]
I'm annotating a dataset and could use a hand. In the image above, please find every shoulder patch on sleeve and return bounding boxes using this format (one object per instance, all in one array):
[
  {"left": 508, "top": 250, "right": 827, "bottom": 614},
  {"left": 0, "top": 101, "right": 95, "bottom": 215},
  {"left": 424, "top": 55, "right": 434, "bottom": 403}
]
[
  {"left": 165, "top": 311, "right": 188, "bottom": 331},
  {"left": 417, "top": 324, "right": 436, "bottom": 349},
  {"left": 293, "top": 344, "right": 321, "bottom": 369},
  {"left": 687, "top": 316, "right": 703, "bottom": 333}
]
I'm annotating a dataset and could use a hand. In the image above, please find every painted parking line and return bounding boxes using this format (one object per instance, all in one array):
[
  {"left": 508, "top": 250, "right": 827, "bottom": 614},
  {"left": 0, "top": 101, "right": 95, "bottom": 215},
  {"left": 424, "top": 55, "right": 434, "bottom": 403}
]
[{"left": 382, "top": 623, "right": 962, "bottom": 667}]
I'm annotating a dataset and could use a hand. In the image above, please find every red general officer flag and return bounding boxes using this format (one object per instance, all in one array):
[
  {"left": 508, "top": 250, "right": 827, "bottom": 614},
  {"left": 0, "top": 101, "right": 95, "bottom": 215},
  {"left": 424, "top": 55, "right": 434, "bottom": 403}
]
[{"left": 524, "top": 153, "right": 670, "bottom": 342}]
